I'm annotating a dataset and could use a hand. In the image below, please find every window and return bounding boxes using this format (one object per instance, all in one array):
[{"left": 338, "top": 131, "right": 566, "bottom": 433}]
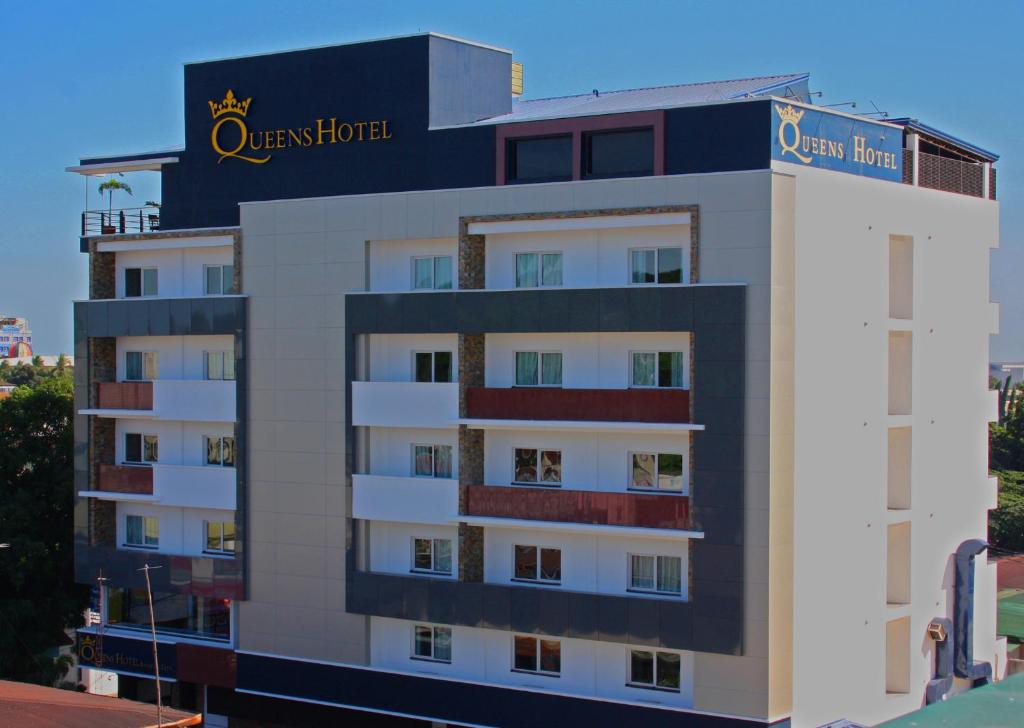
[
  {"left": 583, "top": 128, "right": 654, "bottom": 179},
  {"left": 204, "top": 351, "right": 235, "bottom": 380},
  {"left": 125, "top": 267, "right": 158, "bottom": 297},
  {"left": 125, "top": 351, "right": 158, "bottom": 381},
  {"left": 414, "top": 352, "right": 453, "bottom": 383},
  {"left": 412, "top": 538, "right": 452, "bottom": 575},
  {"left": 125, "top": 515, "right": 159, "bottom": 548},
  {"left": 106, "top": 587, "right": 230, "bottom": 641},
  {"left": 413, "top": 445, "right": 453, "bottom": 478},
  {"left": 631, "top": 247, "right": 683, "bottom": 284},
  {"left": 631, "top": 351, "right": 684, "bottom": 388},
  {"left": 515, "top": 252, "right": 562, "bottom": 288},
  {"left": 513, "top": 635, "right": 561, "bottom": 676},
  {"left": 204, "top": 520, "right": 236, "bottom": 555},
  {"left": 630, "top": 453, "right": 684, "bottom": 492},
  {"left": 629, "top": 649, "right": 681, "bottom": 691},
  {"left": 515, "top": 352, "right": 562, "bottom": 386},
  {"left": 412, "top": 625, "right": 452, "bottom": 663},
  {"left": 205, "top": 436, "right": 235, "bottom": 467},
  {"left": 412, "top": 256, "right": 453, "bottom": 290},
  {"left": 513, "top": 448, "right": 562, "bottom": 485},
  {"left": 506, "top": 135, "right": 572, "bottom": 183},
  {"left": 204, "top": 264, "right": 236, "bottom": 295},
  {"left": 125, "top": 433, "right": 158, "bottom": 464},
  {"left": 513, "top": 545, "right": 561, "bottom": 583},
  {"left": 629, "top": 554, "right": 682, "bottom": 595}
]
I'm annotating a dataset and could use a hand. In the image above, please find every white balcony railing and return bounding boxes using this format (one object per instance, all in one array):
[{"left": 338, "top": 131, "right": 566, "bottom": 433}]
[
  {"left": 153, "top": 380, "right": 235, "bottom": 422},
  {"left": 352, "top": 381, "right": 458, "bottom": 428},
  {"left": 352, "top": 474, "right": 458, "bottom": 525},
  {"left": 153, "top": 464, "right": 236, "bottom": 510}
]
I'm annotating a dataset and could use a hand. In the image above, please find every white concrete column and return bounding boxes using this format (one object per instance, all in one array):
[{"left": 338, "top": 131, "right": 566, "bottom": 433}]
[
  {"left": 983, "top": 162, "right": 991, "bottom": 199},
  {"left": 908, "top": 132, "right": 920, "bottom": 186}
]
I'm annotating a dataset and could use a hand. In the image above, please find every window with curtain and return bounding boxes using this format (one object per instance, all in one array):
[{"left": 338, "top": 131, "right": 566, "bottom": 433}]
[
  {"left": 412, "top": 256, "right": 453, "bottom": 290},
  {"left": 631, "top": 351, "right": 684, "bottom": 388},
  {"left": 629, "top": 554, "right": 682, "bottom": 595},
  {"left": 204, "top": 264, "right": 236, "bottom": 295},
  {"left": 125, "top": 351, "right": 158, "bottom": 381},
  {"left": 515, "top": 252, "right": 562, "bottom": 288},
  {"left": 514, "top": 448, "right": 561, "bottom": 485},
  {"left": 125, "top": 515, "right": 159, "bottom": 548},
  {"left": 413, "top": 444, "right": 453, "bottom": 478},
  {"left": 630, "top": 452, "right": 683, "bottom": 491},
  {"left": 412, "top": 537, "right": 452, "bottom": 574},
  {"left": 630, "top": 247, "right": 683, "bottom": 284},
  {"left": 413, "top": 625, "right": 452, "bottom": 662},
  {"left": 629, "top": 649, "right": 681, "bottom": 691},
  {"left": 513, "top": 635, "right": 561, "bottom": 675},
  {"left": 515, "top": 352, "right": 562, "bottom": 386}
]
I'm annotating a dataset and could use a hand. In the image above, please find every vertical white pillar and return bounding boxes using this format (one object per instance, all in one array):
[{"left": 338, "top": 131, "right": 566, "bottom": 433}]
[
  {"left": 908, "top": 133, "right": 920, "bottom": 186},
  {"left": 983, "top": 162, "right": 991, "bottom": 199}
]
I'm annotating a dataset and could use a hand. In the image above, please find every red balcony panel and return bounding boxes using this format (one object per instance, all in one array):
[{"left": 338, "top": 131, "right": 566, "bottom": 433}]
[
  {"left": 465, "top": 387, "right": 689, "bottom": 423},
  {"left": 97, "top": 381, "right": 153, "bottom": 410},
  {"left": 97, "top": 463, "right": 153, "bottom": 495},
  {"left": 464, "top": 484, "right": 689, "bottom": 530},
  {"left": 177, "top": 642, "right": 236, "bottom": 688}
]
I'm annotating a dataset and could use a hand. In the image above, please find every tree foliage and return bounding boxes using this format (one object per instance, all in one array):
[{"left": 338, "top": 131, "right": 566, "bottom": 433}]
[
  {"left": 990, "top": 379, "right": 1024, "bottom": 552},
  {"left": 0, "top": 372, "right": 89, "bottom": 684}
]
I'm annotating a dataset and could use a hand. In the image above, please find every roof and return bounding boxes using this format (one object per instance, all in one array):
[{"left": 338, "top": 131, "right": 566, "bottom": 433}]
[
  {"left": 887, "top": 118, "right": 999, "bottom": 162},
  {"left": 460, "top": 72, "right": 810, "bottom": 126},
  {"left": 0, "top": 680, "right": 201, "bottom": 728},
  {"left": 878, "top": 672, "right": 1024, "bottom": 727}
]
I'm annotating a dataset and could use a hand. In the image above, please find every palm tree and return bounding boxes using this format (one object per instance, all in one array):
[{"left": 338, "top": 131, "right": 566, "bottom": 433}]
[{"left": 97, "top": 178, "right": 133, "bottom": 214}]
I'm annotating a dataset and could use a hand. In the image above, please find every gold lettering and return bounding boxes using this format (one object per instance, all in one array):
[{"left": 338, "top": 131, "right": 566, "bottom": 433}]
[
  {"left": 302, "top": 127, "right": 313, "bottom": 146},
  {"left": 275, "top": 129, "right": 285, "bottom": 148},
  {"left": 211, "top": 116, "right": 269, "bottom": 164},
  {"left": 369, "top": 120, "right": 381, "bottom": 140},
  {"left": 838, "top": 142, "right": 844, "bottom": 159},
  {"left": 264, "top": 130, "right": 276, "bottom": 149},
  {"left": 382, "top": 120, "right": 392, "bottom": 139},
  {"left": 354, "top": 121, "right": 367, "bottom": 141},
  {"left": 827, "top": 140, "right": 837, "bottom": 157},
  {"left": 337, "top": 123, "right": 354, "bottom": 142},
  {"left": 316, "top": 118, "right": 337, "bottom": 145},
  {"left": 853, "top": 136, "right": 866, "bottom": 163},
  {"left": 249, "top": 132, "right": 262, "bottom": 150},
  {"left": 288, "top": 129, "right": 302, "bottom": 146},
  {"left": 866, "top": 147, "right": 876, "bottom": 165}
]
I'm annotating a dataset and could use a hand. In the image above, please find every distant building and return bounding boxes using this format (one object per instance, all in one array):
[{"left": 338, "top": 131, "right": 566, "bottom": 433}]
[
  {"left": 0, "top": 317, "right": 32, "bottom": 358},
  {"left": 992, "top": 363, "right": 1024, "bottom": 387}
]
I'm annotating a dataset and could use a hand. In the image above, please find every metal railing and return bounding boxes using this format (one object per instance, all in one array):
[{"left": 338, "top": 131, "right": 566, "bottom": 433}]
[
  {"left": 82, "top": 206, "right": 160, "bottom": 236},
  {"left": 917, "top": 151, "right": 985, "bottom": 198}
]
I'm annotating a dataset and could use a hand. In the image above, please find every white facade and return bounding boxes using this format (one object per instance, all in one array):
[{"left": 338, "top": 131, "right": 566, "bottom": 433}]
[
  {"left": 368, "top": 521, "right": 460, "bottom": 577},
  {"left": 115, "top": 501, "right": 234, "bottom": 557},
  {"left": 113, "top": 419, "right": 233, "bottom": 466},
  {"left": 366, "top": 333, "right": 459, "bottom": 381},
  {"left": 368, "top": 237, "right": 458, "bottom": 292},
  {"left": 113, "top": 244, "right": 234, "bottom": 299},
  {"left": 115, "top": 335, "right": 235, "bottom": 381}
]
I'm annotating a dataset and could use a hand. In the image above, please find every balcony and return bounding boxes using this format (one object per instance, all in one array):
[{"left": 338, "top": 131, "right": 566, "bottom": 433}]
[
  {"left": 463, "top": 484, "right": 690, "bottom": 530},
  {"left": 82, "top": 380, "right": 236, "bottom": 423},
  {"left": 82, "top": 206, "right": 160, "bottom": 236},
  {"left": 98, "top": 464, "right": 153, "bottom": 495},
  {"left": 351, "top": 381, "right": 458, "bottom": 428},
  {"left": 463, "top": 387, "right": 692, "bottom": 429},
  {"left": 352, "top": 474, "right": 458, "bottom": 525}
]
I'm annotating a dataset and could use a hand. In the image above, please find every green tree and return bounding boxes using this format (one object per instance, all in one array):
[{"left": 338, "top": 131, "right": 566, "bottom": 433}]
[
  {"left": 6, "top": 363, "right": 35, "bottom": 387},
  {"left": 991, "top": 470, "right": 1024, "bottom": 552},
  {"left": 30, "top": 355, "right": 43, "bottom": 368},
  {"left": 0, "top": 373, "right": 88, "bottom": 684}
]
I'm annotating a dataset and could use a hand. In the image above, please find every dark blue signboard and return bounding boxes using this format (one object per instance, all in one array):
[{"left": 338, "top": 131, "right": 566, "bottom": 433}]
[
  {"left": 771, "top": 102, "right": 902, "bottom": 181},
  {"left": 77, "top": 631, "right": 177, "bottom": 680}
]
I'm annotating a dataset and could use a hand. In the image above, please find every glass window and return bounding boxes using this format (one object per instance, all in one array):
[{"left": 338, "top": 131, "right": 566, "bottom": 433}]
[
  {"left": 413, "top": 444, "right": 452, "bottom": 478},
  {"left": 514, "top": 545, "right": 561, "bottom": 583},
  {"left": 506, "top": 135, "right": 572, "bottom": 183},
  {"left": 125, "top": 515, "right": 159, "bottom": 548},
  {"left": 513, "top": 635, "right": 561, "bottom": 675},
  {"left": 143, "top": 268, "right": 158, "bottom": 296},
  {"left": 205, "top": 436, "right": 235, "bottom": 466},
  {"left": 515, "top": 253, "right": 538, "bottom": 288},
  {"left": 631, "top": 453, "right": 683, "bottom": 491},
  {"left": 205, "top": 520, "right": 236, "bottom": 554},
  {"left": 583, "top": 128, "right": 654, "bottom": 178},
  {"left": 631, "top": 351, "right": 684, "bottom": 388},
  {"left": 143, "top": 435, "right": 158, "bottom": 463},
  {"left": 412, "top": 256, "right": 453, "bottom": 290},
  {"left": 515, "top": 253, "right": 562, "bottom": 288},
  {"left": 204, "top": 351, "right": 235, "bottom": 381},
  {"left": 413, "top": 625, "right": 452, "bottom": 662},
  {"left": 412, "top": 537, "right": 452, "bottom": 574},
  {"left": 106, "top": 587, "right": 230, "bottom": 641},
  {"left": 515, "top": 352, "right": 562, "bottom": 386},
  {"left": 631, "top": 247, "right": 684, "bottom": 285},
  {"left": 629, "top": 649, "right": 682, "bottom": 691},
  {"left": 125, "top": 351, "right": 158, "bottom": 381},
  {"left": 124, "top": 433, "right": 157, "bottom": 464},
  {"left": 513, "top": 448, "right": 561, "bottom": 485},
  {"left": 414, "top": 352, "right": 453, "bottom": 383},
  {"left": 630, "top": 554, "right": 682, "bottom": 595},
  {"left": 126, "top": 267, "right": 158, "bottom": 297},
  {"left": 205, "top": 264, "right": 236, "bottom": 295}
]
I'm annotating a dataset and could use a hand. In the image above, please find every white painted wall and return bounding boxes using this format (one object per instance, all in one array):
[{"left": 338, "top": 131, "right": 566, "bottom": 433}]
[
  {"left": 352, "top": 382, "right": 458, "bottom": 428},
  {"left": 154, "top": 465, "right": 237, "bottom": 510},
  {"left": 154, "top": 380, "right": 236, "bottom": 423},
  {"left": 370, "top": 616, "right": 695, "bottom": 708},
  {"left": 365, "top": 426, "right": 459, "bottom": 479},
  {"left": 781, "top": 162, "right": 1001, "bottom": 727},
  {"left": 484, "top": 225, "right": 690, "bottom": 289},
  {"left": 368, "top": 237, "right": 458, "bottom": 291},
  {"left": 483, "top": 527, "right": 690, "bottom": 599},
  {"left": 353, "top": 475, "right": 458, "bottom": 525},
  {"left": 115, "top": 246, "right": 233, "bottom": 298},
  {"left": 368, "top": 521, "right": 458, "bottom": 578},
  {"left": 485, "top": 332, "right": 690, "bottom": 389},
  {"left": 115, "top": 501, "right": 235, "bottom": 557},
  {"left": 366, "top": 333, "right": 459, "bottom": 381},
  {"left": 115, "top": 335, "right": 234, "bottom": 380},
  {"left": 482, "top": 429, "right": 688, "bottom": 493},
  {"left": 114, "top": 419, "right": 234, "bottom": 466}
]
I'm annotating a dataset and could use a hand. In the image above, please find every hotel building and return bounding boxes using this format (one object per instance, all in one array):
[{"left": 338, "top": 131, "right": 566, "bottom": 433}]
[{"left": 70, "top": 33, "right": 1003, "bottom": 727}]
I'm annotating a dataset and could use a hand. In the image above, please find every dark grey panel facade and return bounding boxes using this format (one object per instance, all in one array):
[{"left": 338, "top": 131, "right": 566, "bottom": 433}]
[{"left": 345, "top": 284, "right": 747, "bottom": 655}]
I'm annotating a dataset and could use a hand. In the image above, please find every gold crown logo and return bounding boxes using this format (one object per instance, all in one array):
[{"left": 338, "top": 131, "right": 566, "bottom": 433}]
[
  {"left": 208, "top": 90, "right": 252, "bottom": 119},
  {"left": 774, "top": 103, "right": 805, "bottom": 125}
]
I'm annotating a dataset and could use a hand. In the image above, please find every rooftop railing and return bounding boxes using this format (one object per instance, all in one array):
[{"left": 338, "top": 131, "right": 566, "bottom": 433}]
[{"left": 82, "top": 206, "right": 160, "bottom": 236}]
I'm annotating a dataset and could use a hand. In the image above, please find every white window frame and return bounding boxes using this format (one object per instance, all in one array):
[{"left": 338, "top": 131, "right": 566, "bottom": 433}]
[
  {"left": 411, "top": 624, "right": 452, "bottom": 663},
  {"left": 125, "top": 351, "right": 158, "bottom": 381},
  {"left": 628, "top": 246, "right": 685, "bottom": 286},
  {"left": 514, "top": 251, "right": 563, "bottom": 288},
  {"left": 204, "top": 435, "right": 236, "bottom": 467},
  {"left": 124, "top": 514, "right": 159, "bottom": 549},
  {"left": 629, "top": 350, "right": 686, "bottom": 389},
  {"left": 411, "top": 444, "right": 454, "bottom": 479},
  {"left": 412, "top": 351, "right": 455, "bottom": 383},
  {"left": 204, "top": 351, "right": 235, "bottom": 381},
  {"left": 411, "top": 537, "right": 453, "bottom": 575},
  {"left": 411, "top": 255, "right": 454, "bottom": 291},
  {"left": 203, "top": 520, "right": 236, "bottom": 555},
  {"left": 628, "top": 553, "right": 683, "bottom": 596},
  {"left": 124, "top": 432, "right": 158, "bottom": 464},
  {"left": 512, "top": 447, "right": 562, "bottom": 487},
  {"left": 627, "top": 647, "right": 683, "bottom": 692},
  {"left": 628, "top": 451, "right": 685, "bottom": 493},
  {"left": 514, "top": 351, "right": 563, "bottom": 387},
  {"left": 511, "top": 634, "right": 562, "bottom": 677},
  {"left": 125, "top": 266, "right": 159, "bottom": 298},
  {"left": 512, "top": 544, "right": 561, "bottom": 584},
  {"left": 203, "top": 264, "right": 235, "bottom": 295}
]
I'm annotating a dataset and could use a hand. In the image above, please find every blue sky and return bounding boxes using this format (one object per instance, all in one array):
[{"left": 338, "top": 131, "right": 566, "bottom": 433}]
[{"left": 1, "top": 0, "right": 1021, "bottom": 357}]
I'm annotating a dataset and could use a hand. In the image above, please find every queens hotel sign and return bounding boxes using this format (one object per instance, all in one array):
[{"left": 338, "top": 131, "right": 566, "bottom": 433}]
[
  {"left": 771, "top": 102, "right": 902, "bottom": 182},
  {"left": 208, "top": 89, "right": 393, "bottom": 164}
]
